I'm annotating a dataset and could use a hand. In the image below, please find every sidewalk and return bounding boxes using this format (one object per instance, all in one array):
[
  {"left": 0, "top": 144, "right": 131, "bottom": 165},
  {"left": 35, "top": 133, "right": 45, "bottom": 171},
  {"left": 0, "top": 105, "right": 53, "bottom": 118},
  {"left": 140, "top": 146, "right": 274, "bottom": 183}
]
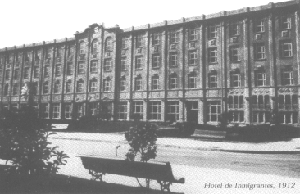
[{"left": 50, "top": 132, "right": 300, "bottom": 153}]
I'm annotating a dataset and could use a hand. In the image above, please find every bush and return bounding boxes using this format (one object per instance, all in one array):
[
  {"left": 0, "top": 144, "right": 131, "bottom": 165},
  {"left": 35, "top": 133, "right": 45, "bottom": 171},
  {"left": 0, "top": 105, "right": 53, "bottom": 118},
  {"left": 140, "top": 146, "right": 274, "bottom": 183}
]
[{"left": 0, "top": 105, "right": 68, "bottom": 176}]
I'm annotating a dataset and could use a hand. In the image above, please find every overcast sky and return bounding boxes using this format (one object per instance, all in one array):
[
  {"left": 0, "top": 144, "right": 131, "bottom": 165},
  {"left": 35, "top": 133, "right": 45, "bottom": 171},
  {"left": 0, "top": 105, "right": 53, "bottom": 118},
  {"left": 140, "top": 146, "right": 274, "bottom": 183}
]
[{"left": 0, "top": 0, "right": 290, "bottom": 48}]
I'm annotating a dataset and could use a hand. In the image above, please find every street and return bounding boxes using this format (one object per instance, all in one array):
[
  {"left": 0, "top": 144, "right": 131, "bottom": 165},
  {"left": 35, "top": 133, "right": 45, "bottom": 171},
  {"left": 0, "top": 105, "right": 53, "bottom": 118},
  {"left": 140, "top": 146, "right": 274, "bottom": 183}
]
[{"left": 50, "top": 133, "right": 300, "bottom": 194}]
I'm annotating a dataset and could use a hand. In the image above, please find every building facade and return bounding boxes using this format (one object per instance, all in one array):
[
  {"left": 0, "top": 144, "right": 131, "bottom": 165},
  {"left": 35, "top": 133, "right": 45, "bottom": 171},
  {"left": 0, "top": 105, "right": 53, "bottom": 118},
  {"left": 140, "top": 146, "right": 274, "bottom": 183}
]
[{"left": 0, "top": 0, "right": 300, "bottom": 126}]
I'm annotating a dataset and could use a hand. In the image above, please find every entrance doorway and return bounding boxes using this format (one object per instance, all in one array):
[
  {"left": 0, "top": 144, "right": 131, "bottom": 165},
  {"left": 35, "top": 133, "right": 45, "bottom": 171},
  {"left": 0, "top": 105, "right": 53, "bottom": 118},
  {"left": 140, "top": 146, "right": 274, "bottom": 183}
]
[{"left": 186, "top": 101, "right": 198, "bottom": 123}]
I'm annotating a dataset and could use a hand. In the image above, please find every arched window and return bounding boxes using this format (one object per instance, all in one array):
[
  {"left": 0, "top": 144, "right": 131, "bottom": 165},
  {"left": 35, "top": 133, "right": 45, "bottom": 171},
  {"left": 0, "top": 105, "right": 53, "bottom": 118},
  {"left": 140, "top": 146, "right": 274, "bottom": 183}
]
[
  {"left": 151, "top": 74, "right": 159, "bottom": 90},
  {"left": 169, "top": 73, "right": 178, "bottom": 89},
  {"left": 105, "top": 37, "right": 113, "bottom": 51}
]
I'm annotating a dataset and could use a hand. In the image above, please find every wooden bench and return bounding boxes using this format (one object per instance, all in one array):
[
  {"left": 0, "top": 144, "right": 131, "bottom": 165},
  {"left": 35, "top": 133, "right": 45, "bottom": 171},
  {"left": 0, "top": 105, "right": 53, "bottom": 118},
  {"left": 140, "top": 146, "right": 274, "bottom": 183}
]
[{"left": 79, "top": 156, "right": 184, "bottom": 192}]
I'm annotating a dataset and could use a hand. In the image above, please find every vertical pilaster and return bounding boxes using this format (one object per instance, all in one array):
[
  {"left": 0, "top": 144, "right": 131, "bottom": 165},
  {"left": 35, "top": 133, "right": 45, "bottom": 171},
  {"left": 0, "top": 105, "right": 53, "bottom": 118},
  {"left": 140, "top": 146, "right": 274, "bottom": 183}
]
[
  {"left": 198, "top": 99, "right": 204, "bottom": 124},
  {"left": 143, "top": 100, "right": 147, "bottom": 121}
]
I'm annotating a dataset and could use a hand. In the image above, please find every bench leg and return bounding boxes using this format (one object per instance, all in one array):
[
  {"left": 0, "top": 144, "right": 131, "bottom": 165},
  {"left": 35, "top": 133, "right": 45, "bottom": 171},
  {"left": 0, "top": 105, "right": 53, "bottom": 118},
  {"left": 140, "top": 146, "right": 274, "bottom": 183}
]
[
  {"left": 159, "top": 181, "right": 171, "bottom": 192},
  {"left": 89, "top": 169, "right": 104, "bottom": 182}
]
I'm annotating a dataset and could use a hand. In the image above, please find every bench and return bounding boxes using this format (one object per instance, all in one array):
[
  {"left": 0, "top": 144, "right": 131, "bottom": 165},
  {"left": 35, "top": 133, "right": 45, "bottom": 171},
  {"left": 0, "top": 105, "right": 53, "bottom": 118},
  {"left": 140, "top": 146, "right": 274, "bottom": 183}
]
[{"left": 79, "top": 156, "right": 184, "bottom": 192}]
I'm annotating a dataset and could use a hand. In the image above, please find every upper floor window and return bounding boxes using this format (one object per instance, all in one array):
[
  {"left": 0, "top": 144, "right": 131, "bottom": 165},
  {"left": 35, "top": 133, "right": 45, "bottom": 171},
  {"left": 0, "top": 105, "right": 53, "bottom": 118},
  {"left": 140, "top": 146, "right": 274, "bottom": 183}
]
[
  {"left": 134, "top": 76, "right": 142, "bottom": 91},
  {"left": 12, "top": 83, "right": 19, "bottom": 96},
  {"left": 122, "top": 37, "right": 128, "bottom": 49},
  {"left": 55, "top": 64, "right": 61, "bottom": 77},
  {"left": 24, "top": 67, "right": 30, "bottom": 79},
  {"left": 169, "top": 52, "right": 177, "bottom": 67},
  {"left": 34, "top": 66, "right": 39, "bottom": 78},
  {"left": 255, "top": 19, "right": 265, "bottom": 33},
  {"left": 14, "top": 69, "right": 19, "bottom": 80},
  {"left": 188, "top": 72, "right": 197, "bottom": 89},
  {"left": 90, "top": 61, "right": 98, "bottom": 73},
  {"left": 208, "top": 48, "right": 217, "bottom": 63},
  {"left": 170, "top": 31, "right": 179, "bottom": 44},
  {"left": 66, "top": 62, "right": 73, "bottom": 75},
  {"left": 120, "top": 77, "right": 126, "bottom": 91},
  {"left": 152, "top": 54, "right": 160, "bottom": 69},
  {"left": 189, "top": 28, "right": 198, "bottom": 41},
  {"left": 5, "top": 69, "right": 10, "bottom": 80},
  {"left": 56, "top": 47, "right": 62, "bottom": 59},
  {"left": 105, "top": 37, "right": 113, "bottom": 51},
  {"left": 43, "top": 82, "right": 48, "bottom": 94},
  {"left": 230, "top": 47, "right": 240, "bottom": 62},
  {"left": 151, "top": 75, "right": 160, "bottom": 90},
  {"left": 89, "top": 78, "right": 98, "bottom": 92},
  {"left": 255, "top": 70, "right": 267, "bottom": 86},
  {"left": 208, "top": 25, "right": 217, "bottom": 39},
  {"left": 79, "top": 41, "right": 85, "bottom": 54},
  {"left": 282, "top": 69, "right": 294, "bottom": 85},
  {"left": 44, "top": 65, "right": 49, "bottom": 78},
  {"left": 136, "top": 35, "right": 143, "bottom": 48},
  {"left": 91, "top": 39, "right": 98, "bottom": 54},
  {"left": 281, "top": 16, "right": 291, "bottom": 29},
  {"left": 4, "top": 84, "right": 9, "bottom": 96},
  {"left": 121, "top": 57, "right": 127, "bottom": 71},
  {"left": 152, "top": 33, "right": 160, "bottom": 45},
  {"left": 135, "top": 56, "right": 143, "bottom": 69},
  {"left": 103, "top": 77, "right": 111, "bottom": 92},
  {"left": 188, "top": 50, "right": 197, "bottom": 65},
  {"left": 208, "top": 71, "right": 217, "bottom": 88},
  {"left": 254, "top": 44, "right": 266, "bottom": 60},
  {"left": 281, "top": 42, "right": 293, "bottom": 57},
  {"left": 104, "top": 59, "right": 112, "bottom": 71},
  {"left": 230, "top": 71, "right": 241, "bottom": 88},
  {"left": 65, "top": 80, "right": 72, "bottom": 93},
  {"left": 229, "top": 22, "right": 239, "bottom": 36},
  {"left": 54, "top": 80, "right": 61, "bottom": 94},
  {"left": 76, "top": 79, "right": 84, "bottom": 93},
  {"left": 169, "top": 73, "right": 178, "bottom": 89},
  {"left": 78, "top": 62, "right": 85, "bottom": 74}
]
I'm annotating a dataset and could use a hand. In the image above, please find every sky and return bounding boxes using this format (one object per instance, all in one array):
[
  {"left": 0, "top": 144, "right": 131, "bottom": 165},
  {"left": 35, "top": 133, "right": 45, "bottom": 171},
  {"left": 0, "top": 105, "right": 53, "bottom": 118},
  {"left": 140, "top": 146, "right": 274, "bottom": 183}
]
[{"left": 0, "top": 0, "right": 291, "bottom": 48}]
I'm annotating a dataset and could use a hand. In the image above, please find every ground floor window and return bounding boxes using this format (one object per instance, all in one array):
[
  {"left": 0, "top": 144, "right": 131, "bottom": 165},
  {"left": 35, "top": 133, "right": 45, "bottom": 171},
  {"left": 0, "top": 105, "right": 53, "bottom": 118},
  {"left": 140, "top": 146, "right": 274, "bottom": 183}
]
[
  {"left": 207, "top": 101, "right": 221, "bottom": 122},
  {"left": 148, "top": 101, "right": 161, "bottom": 120},
  {"left": 279, "top": 112, "right": 298, "bottom": 124},
  {"left": 166, "top": 101, "right": 179, "bottom": 122},
  {"left": 228, "top": 111, "right": 244, "bottom": 123},
  {"left": 11, "top": 104, "right": 18, "bottom": 112},
  {"left": 89, "top": 102, "right": 98, "bottom": 116},
  {"left": 41, "top": 104, "right": 49, "bottom": 119},
  {"left": 252, "top": 111, "right": 270, "bottom": 123},
  {"left": 52, "top": 103, "right": 60, "bottom": 119},
  {"left": 133, "top": 101, "right": 143, "bottom": 120},
  {"left": 77, "top": 103, "right": 84, "bottom": 118},
  {"left": 118, "top": 102, "right": 127, "bottom": 120},
  {"left": 65, "top": 104, "right": 72, "bottom": 119}
]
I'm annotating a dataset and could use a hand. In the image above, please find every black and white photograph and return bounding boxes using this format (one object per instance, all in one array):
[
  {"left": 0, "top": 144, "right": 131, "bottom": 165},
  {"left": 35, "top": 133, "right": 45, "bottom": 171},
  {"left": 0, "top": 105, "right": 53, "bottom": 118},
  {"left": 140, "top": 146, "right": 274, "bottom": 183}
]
[{"left": 0, "top": 0, "right": 300, "bottom": 193}]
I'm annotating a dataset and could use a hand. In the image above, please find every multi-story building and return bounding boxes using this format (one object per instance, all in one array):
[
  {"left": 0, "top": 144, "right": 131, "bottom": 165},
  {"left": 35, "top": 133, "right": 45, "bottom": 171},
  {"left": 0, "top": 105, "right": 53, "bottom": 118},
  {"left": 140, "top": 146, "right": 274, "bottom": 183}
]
[{"left": 0, "top": 0, "right": 300, "bottom": 126}]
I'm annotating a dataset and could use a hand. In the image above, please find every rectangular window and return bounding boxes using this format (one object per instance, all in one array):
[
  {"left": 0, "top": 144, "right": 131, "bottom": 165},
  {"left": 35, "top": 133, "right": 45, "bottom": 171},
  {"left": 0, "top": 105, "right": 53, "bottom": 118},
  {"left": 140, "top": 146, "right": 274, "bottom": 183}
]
[
  {"left": 122, "top": 37, "right": 128, "bottom": 49},
  {"left": 103, "top": 78, "right": 111, "bottom": 92},
  {"left": 208, "top": 25, "right": 217, "bottom": 39},
  {"left": 170, "top": 31, "right": 179, "bottom": 44},
  {"left": 152, "top": 54, "right": 160, "bottom": 68},
  {"left": 136, "top": 35, "right": 142, "bottom": 48},
  {"left": 281, "top": 42, "right": 293, "bottom": 57},
  {"left": 209, "top": 73, "right": 217, "bottom": 88},
  {"left": 104, "top": 59, "right": 112, "bottom": 71},
  {"left": 252, "top": 111, "right": 271, "bottom": 123},
  {"left": 120, "top": 78, "right": 126, "bottom": 91},
  {"left": 118, "top": 102, "right": 128, "bottom": 120},
  {"left": 89, "top": 102, "right": 98, "bottom": 116},
  {"left": 90, "top": 61, "right": 98, "bottom": 73},
  {"left": 134, "top": 78, "right": 142, "bottom": 91},
  {"left": 44, "top": 66, "right": 49, "bottom": 77},
  {"left": 77, "top": 81, "right": 84, "bottom": 93},
  {"left": 41, "top": 104, "right": 49, "bottom": 118},
  {"left": 152, "top": 76, "right": 159, "bottom": 90},
  {"left": 254, "top": 44, "right": 266, "bottom": 60},
  {"left": 278, "top": 94, "right": 298, "bottom": 110},
  {"left": 55, "top": 64, "right": 61, "bottom": 77},
  {"left": 231, "top": 73, "right": 241, "bottom": 88},
  {"left": 149, "top": 101, "right": 161, "bottom": 120},
  {"left": 188, "top": 74, "right": 197, "bottom": 89},
  {"left": 207, "top": 101, "right": 221, "bottom": 122},
  {"left": 169, "top": 52, "right": 177, "bottom": 67},
  {"left": 188, "top": 51, "right": 197, "bottom": 65},
  {"left": 5, "top": 69, "right": 10, "bottom": 80},
  {"left": 121, "top": 57, "right": 127, "bottom": 71},
  {"left": 208, "top": 48, "right": 217, "bottom": 63},
  {"left": 282, "top": 70, "right": 294, "bottom": 85},
  {"left": 228, "top": 96, "right": 244, "bottom": 109},
  {"left": 133, "top": 101, "right": 143, "bottom": 118},
  {"left": 166, "top": 101, "right": 179, "bottom": 122},
  {"left": 135, "top": 56, "right": 143, "bottom": 69},
  {"left": 152, "top": 33, "right": 160, "bottom": 45},
  {"left": 65, "top": 81, "right": 72, "bottom": 93},
  {"left": 77, "top": 103, "right": 84, "bottom": 118},
  {"left": 66, "top": 62, "right": 73, "bottom": 75},
  {"left": 279, "top": 112, "right": 298, "bottom": 124},
  {"left": 230, "top": 47, "right": 240, "bottom": 62},
  {"left": 228, "top": 111, "right": 244, "bottom": 123},
  {"left": 281, "top": 16, "right": 291, "bottom": 29},
  {"left": 256, "top": 71, "right": 266, "bottom": 86},
  {"left": 89, "top": 80, "right": 98, "bottom": 92},
  {"left": 52, "top": 103, "right": 60, "bottom": 119},
  {"left": 169, "top": 75, "right": 178, "bottom": 89},
  {"left": 189, "top": 28, "right": 197, "bottom": 41},
  {"left": 229, "top": 22, "right": 239, "bottom": 36},
  {"left": 12, "top": 83, "right": 19, "bottom": 95},
  {"left": 24, "top": 67, "right": 30, "bottom": 79},
  {"left": 65, "top": 104, "right": 72, "bottom": 119},
  {"left": 78, "top": 62, "right": 85, "bottom": 74},
  {"left": 256, "top": 19, "right": 265, "bottom": 33},
  {"left": 33, "top": 66, "right": 39, "bottom": 78}
]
